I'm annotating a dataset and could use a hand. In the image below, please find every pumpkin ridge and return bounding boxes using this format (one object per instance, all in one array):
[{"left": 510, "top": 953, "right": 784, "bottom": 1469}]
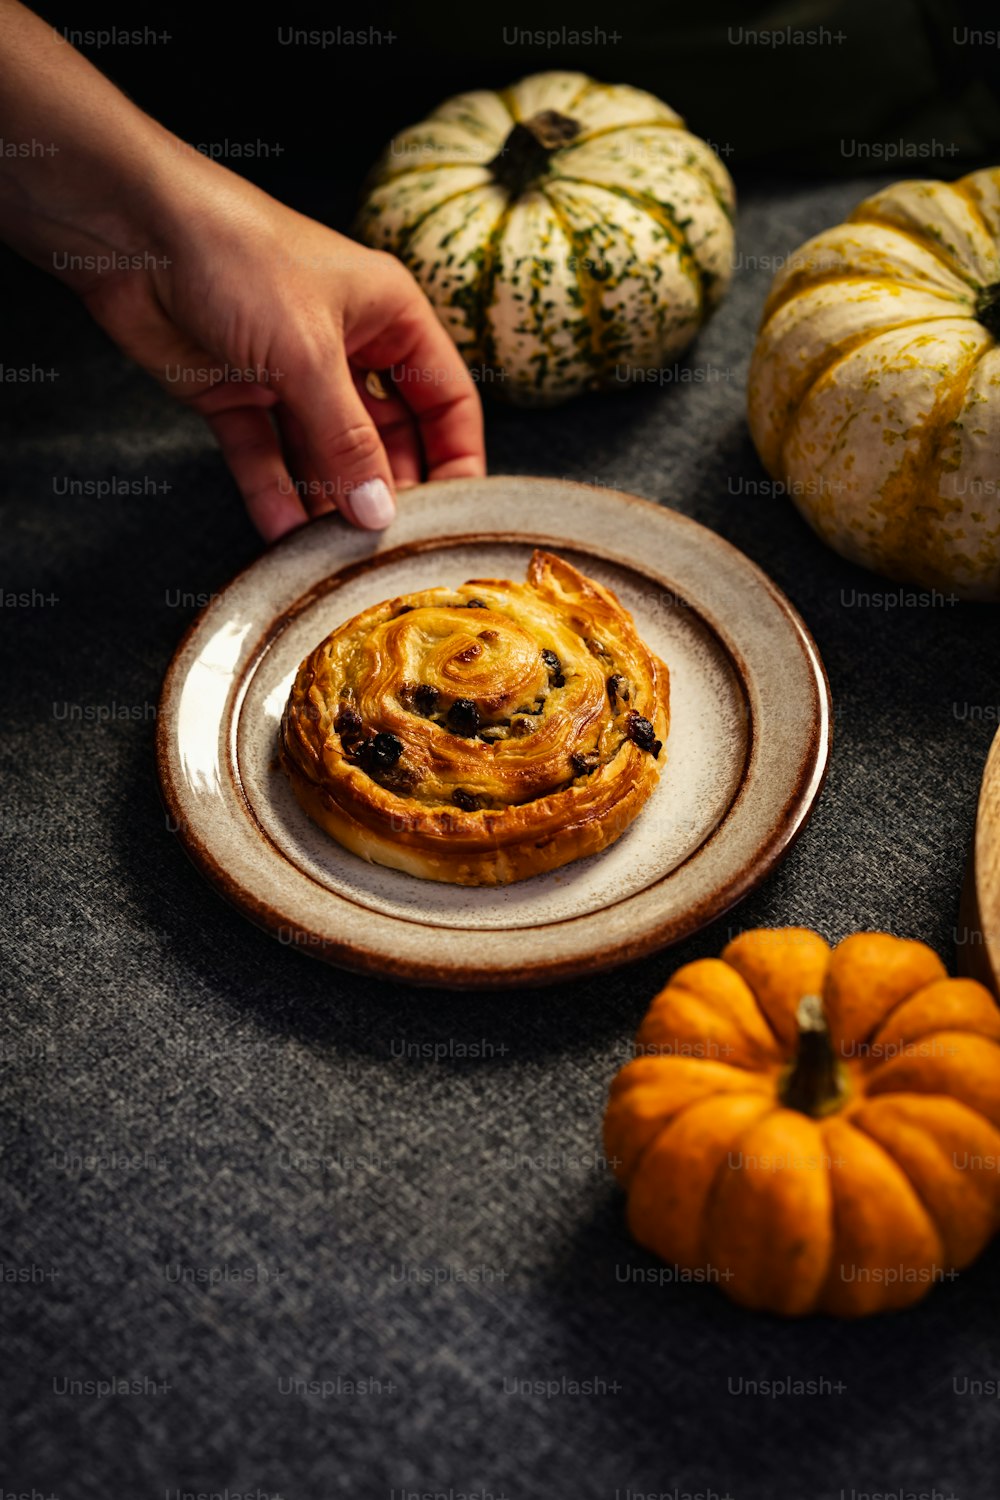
[
  {"left": 429, "top": 99, "right": 515, "bottom": 142},
  {"left": 622, "top": 1085, "right": 780, "bottom": 1187},
  {"left": 560, "top": 118, "right": 686, "bottom": 150},
  {"left": 813, "top": 1116, "right": 857, "bottom": 1314},
  {"left": 811, "top": 1125, "right": 841, "bottom": 1314},
  {"left": 563, "top": 154, "right": 735, "bottom": 229},
  {"left": 860, "top": 1023, "right": 1000, "bottom": 1073},
  {"left": 855, "top": 1092, "right": 1000, "bottom": 1138},
  {"left": 553, "top": 127, "right": 736, "bottom": 226},
  {"left": 372, "top": 159, "right": 495, "bottom": 185},
  {"left": 863, "top": 1035, "right": 1000, "bottom": 1136},
  {"left": 678, "top": 162, "right": 736, "bottom": 228},
  {"left": 848, "top": 210, "right": 981, "bottom": 290},
  {"left": 392, "top": 183, "right": 501, "bottom": 257},
  {"left": 429, "top": 116, "right": 509, "bottom": 144},
  {"left": 682, "top": 1101, "right": 785, "bottom": 1271},
  {"left": 863, "top": 1032, "right": 1000, "bottom": 1093},
  {"left": 558, "top": 177, "right": 707, "bottom": 311},
  {"left": 393, "top": 188, "right": 512, "bottom": 374},
  {"left": 873, "top": 333, "right": 993, "bottom": 584},
  {"left": 773, "top": 314, "right": 978, "bottom": 478},
  {"left": 858, "top": 1086, "right": 999, "bottom": 1128},
  {"left": 636, "top": 1045, "right": 784, "bottom": 1078},
  {"left": 570, "top": 177, "right": 710, "bottom": 283},
  {"left": 622, "top": 1093, "right": 775, "bottom": 1271},
  {"left": 949, "top": 177, "right": 1000, "bottom": 259},
  {"left": 869, "top": 977, "right": 1000, "bottom": 1049},
  {"left": 816, "top": 1115, "right": 944, "bottom": 1314},
  {"left": 582, "top": 191, "right": 677, "bottom": 382},
  {"left": 664, "top": 973, "right": 789, "bottom": 1060},
  {"left": 640, "top": 1043, "right": 787, "bottom": 1077},
  {"left": 605, "top": 1062, "right": 774, "bottom": 1189},
  {"left": 620, "top": 147, "right": 736, "bottom": 228},
  {"left": 704, "top": 1106, "right": 835, "bottom": 1311},
  {"left": 746, "top": 995, "right": 788, "bottom": 1054},
  {"left": 498, "top": 86, "right": 520, "bottom": 125},
  {"left": 772, "top": 347, "right": 883, "bottom": 482},
  {"left": 460, "top": 201, "right": 516, "bottom": 374},
  {"left": 846, "top": 1110, "right": 963, "bottom": 1259},
  {"left": 562, "top": 75, "right": 599, "bottom": 116},
  {"left": 537, "top": 188, "right": 625, "bottom": 384},
  {"left": 761, "top": 268, "right": 969, "bottom": 326},
  {"left": 852, "top": 1094, "right": 1000, "bottom": 1267}
]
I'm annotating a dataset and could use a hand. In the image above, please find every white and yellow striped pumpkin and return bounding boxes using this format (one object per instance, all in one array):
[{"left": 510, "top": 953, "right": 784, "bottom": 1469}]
[
  {"left": 748, "top": 169, "right": 1000, "bottom": 601},
  {"left": 357, "top": 71, "right": 735, "bottom": 406}
]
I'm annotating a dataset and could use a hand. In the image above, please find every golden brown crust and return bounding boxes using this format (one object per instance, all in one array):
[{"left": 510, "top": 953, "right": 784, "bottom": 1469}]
[{"left": 278, "top": 549, "right": 670, "bottom": 885}]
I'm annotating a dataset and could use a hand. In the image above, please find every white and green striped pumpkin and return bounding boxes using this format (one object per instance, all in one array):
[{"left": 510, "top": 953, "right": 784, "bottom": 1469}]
[
  {"left": 357, "top": 71, "right": 735, "bottom": 406},
  {"left": 748, "top": 168, "right": 1000, "bottom": 601}
]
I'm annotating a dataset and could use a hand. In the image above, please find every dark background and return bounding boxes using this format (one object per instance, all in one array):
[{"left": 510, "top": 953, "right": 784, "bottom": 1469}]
[
  {"left": 29, "top": 0, "right": 1000, "bottom": 195},
  {"left": 3, "top": 5, "right": 1000, "bottom": 1498}
]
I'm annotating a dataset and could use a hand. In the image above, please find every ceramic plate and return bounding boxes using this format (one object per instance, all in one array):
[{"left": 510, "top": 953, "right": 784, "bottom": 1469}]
[{"left": 157, "top": 477, "right": 831, "bottom": 988}]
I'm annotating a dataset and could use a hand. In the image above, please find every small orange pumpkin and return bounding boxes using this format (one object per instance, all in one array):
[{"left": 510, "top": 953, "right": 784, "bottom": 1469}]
[{"left": 604, "top": 928, "right": 1000, "bottom": 1316}]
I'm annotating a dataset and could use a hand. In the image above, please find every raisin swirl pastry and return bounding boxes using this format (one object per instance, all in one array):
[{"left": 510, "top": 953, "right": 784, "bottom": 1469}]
[{"left": 279, "top": 550, "right": 669, "bottom": 886}]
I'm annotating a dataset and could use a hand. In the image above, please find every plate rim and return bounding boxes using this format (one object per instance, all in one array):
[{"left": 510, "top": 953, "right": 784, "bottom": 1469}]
[{"left": 156, "top": 477, "right": 832, "bottom": 988}]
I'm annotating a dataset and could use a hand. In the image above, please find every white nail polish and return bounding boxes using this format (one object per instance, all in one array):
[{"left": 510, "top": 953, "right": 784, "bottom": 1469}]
[{"left": 349, "top": 477, "right": 396, "bottom": 530}]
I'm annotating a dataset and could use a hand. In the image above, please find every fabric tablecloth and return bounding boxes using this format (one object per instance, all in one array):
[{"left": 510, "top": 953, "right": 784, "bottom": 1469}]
[{"left": 3, "top": 173, "right": 998, "bottom": 1499}]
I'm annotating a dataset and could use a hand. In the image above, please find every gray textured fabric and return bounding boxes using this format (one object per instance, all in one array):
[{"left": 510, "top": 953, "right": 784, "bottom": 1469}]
[{"left": 3, "top": 175, "right": 999, "bottom": 1499}]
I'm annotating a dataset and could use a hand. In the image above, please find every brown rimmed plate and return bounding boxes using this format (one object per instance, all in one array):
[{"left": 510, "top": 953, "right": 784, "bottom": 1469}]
[{"left": 156, "top": 476, "right": 831, "bottom": 988}]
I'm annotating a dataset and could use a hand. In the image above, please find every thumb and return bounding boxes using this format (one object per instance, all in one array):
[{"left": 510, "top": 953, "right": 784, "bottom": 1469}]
[{"left": 291, "top": 359, "right": 397, "bottom": 530}]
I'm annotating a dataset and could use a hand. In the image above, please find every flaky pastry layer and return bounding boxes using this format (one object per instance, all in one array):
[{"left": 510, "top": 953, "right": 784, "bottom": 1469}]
[{"left": 278, "top": 550, "right": 670, "bottom": 885}]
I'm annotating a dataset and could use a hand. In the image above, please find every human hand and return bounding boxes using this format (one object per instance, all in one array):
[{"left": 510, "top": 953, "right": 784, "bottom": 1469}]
[
  {"left": 0, "top": 0, "right": 486, "bottom": 540},
  {"left": 80, "top": 170, "right": 487, "bottom": 540}
]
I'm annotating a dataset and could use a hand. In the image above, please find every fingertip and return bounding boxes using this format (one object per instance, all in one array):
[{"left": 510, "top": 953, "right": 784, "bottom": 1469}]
[{"left": 347, "top": 477, "right": 397, "bottom": 530}]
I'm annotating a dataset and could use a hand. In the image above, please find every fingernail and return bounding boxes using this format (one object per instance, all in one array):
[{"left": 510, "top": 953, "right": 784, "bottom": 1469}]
[{"left": 349, "top": 477, "right": 396, "bottom": 530}]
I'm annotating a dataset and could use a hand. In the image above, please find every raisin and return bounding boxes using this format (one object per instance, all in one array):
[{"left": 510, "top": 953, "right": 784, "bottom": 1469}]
[
  {"left": 570, "top": 750, "right": 601, "bottom": 775},
  {"left": 511, "top": 718, "right": 536, "bottom": 737},
  {"left": 367, "top": 731, "right": 404, "bottom": 770},
  {"left": 452, "top": 788, "right": 481, "bottom": 811},
  {"left": 380, "top": 764, "right": 419, "bottom": 794},
  {"left": 465, "top": 598, "right": 489, "bottom": 609},
  {"left": 625, "top": 711, "right": 658, "bottom": 753},
  {"left": 335, "top": 705, "right": 364, "bottom": 744},
  {"left": 541, "top": 649, "right": 565, "bottom": 687},
  {"left": 607, "top": 674, "right": 628, "bottom": 707},
  {"left": 478, "top": 629, "right": 499, "bottom": 642},
  {"left": 345, "top": 735, "right": 373, "bottom": 765},
  {"left": 586, "top": 638, "right": 610, "bottom": 659},
  {"left": 413, "top": 683, "right": 440, "bottom": 716},
  {"left": 447, "top": 698, "right": 480, "bottom": 735},
  {"left": 455, "top": 643, "right": 482, "bottom": 663}
]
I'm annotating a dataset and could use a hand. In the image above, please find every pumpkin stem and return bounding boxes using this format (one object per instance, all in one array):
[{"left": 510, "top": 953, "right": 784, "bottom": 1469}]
[
  {"left": 488, "top": 110, "right": 581, "bottom": 195},
  {"left": 779, "top": 994, "right": 851, "bottom": 1118},
  {"left": 975, "top": 282, "right": 1000, "bottom": 341}
]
